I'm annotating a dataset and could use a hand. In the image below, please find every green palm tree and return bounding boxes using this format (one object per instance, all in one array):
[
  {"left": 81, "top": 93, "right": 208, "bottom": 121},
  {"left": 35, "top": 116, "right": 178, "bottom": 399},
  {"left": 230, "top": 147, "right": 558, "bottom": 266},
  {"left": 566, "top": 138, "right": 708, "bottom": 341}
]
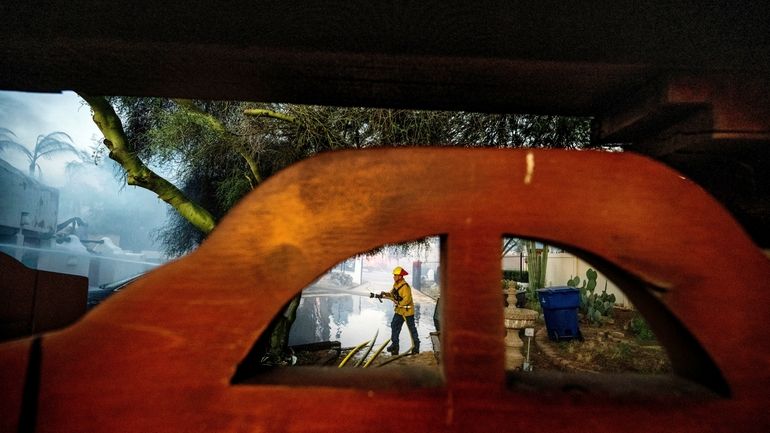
[{"left": 0, "top": 127, "right": 83, "bottom": 178}]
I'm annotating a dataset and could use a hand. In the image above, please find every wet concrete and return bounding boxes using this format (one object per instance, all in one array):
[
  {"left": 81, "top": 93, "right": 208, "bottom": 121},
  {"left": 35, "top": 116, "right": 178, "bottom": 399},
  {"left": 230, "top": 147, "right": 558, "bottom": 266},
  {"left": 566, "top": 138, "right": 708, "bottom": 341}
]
[{"left": 289, "top": 279, "right": 436, "bottom": 352}]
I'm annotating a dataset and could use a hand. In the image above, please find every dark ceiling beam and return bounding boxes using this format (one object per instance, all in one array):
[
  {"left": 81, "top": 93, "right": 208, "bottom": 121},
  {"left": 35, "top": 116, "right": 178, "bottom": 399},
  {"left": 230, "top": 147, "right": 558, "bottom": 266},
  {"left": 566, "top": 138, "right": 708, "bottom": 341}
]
[
  {"left": 2, "top": 2, "right": 769, "bottom": 112},
  {"left": 595, "top": 74, "right": 770, "bottom": 155},
  {"left": 0, "top": 38, "right": 654, "bottom": 114},
  {"left": 2, "top": 2, "right": 767, "bottom": 66}
]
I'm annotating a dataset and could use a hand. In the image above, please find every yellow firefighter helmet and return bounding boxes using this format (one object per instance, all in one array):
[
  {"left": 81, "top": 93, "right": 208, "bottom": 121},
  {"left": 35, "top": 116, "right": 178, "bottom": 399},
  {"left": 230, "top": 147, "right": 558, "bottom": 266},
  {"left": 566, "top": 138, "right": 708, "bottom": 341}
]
[{"left": 392, "top": 266, "right": 409, "bottom": 276}]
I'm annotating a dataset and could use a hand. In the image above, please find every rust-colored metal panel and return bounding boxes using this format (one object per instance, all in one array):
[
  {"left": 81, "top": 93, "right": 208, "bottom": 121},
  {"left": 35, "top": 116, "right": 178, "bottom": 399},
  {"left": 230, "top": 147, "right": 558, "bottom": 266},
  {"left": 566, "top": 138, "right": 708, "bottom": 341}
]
[
  {"left": 0, "top": 252, "right": 37, "bottom": 340},
  {"left": 32, "top": 271, "right": 87, "bottom": 334},
  {"left": 0, "top": 338, "right": 32, "bottom": 433},
  {"left": 0, "top": 252, "right": 88, "bottom": 340},
  {"left": 1, "top": 149, "right": 769, "bottom": 432}
]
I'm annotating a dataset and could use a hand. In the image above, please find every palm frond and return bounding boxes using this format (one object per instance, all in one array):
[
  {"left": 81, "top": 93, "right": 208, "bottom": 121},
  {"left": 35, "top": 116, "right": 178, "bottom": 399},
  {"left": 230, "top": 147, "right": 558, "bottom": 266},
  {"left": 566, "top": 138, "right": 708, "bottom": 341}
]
[
  {"left": 34, "top": 131, "right": 81, "bottom": 160},
  {"left": 0, "top": 127, "right": 18, "bottom": 137},
  {"left": 0, "top": 127, "right": 33, "bottom": 161}
]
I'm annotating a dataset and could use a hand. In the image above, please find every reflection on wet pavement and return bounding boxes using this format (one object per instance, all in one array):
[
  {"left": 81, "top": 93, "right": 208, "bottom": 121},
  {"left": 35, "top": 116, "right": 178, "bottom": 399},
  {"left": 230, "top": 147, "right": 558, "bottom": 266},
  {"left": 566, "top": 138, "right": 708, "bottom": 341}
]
[{"left": 289, "top": 287, "right": 436, "bottom": 351}]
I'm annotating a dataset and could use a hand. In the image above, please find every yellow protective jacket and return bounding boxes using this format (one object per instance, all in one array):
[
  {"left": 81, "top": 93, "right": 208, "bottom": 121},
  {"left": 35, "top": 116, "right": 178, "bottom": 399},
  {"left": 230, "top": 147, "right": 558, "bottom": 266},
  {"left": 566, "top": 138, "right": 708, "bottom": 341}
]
[{"left": 383, "top": 279, "right": 415, "bottom": 317}]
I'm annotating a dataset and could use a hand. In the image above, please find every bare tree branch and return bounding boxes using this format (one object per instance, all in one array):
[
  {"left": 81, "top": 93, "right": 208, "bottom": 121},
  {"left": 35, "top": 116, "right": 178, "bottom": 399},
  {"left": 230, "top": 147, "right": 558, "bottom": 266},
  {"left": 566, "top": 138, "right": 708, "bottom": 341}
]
[
  {"left": 243, "top": 108, "right": 297, "bottom": 124},
  {"left": 174, "top": 99, "right": 263, "bottom": 184}
]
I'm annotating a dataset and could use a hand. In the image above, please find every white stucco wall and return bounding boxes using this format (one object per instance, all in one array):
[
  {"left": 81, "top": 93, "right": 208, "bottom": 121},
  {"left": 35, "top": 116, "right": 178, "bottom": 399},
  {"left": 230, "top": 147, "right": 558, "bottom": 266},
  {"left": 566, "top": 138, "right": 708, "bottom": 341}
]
[
  {"left": 547, "top": 253, "right": 630, "bottom": 307},
  {"left": 503, "top": 251, "right": 631, "bottom": 308}
]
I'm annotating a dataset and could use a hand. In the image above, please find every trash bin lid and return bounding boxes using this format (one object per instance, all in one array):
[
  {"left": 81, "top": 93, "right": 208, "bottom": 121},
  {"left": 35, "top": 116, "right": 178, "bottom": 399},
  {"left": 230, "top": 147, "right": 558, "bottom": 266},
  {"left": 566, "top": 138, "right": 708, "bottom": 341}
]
[{"left": 536, "top": 286, "right": 579, "bottom": 293}]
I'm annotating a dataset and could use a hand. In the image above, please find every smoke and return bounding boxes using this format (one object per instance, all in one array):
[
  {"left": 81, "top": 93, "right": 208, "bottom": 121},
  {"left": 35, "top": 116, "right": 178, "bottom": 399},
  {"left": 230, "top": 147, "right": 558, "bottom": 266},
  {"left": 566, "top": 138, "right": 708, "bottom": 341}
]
[
  {"left": 0, "top": 90, "right": 100, "bottom": 186},
  {"left": 1, "top": 90, "right": 169, "bottom": 252},
  {"left": 58, "top": 158, "right": 169, "bottom": 251}
]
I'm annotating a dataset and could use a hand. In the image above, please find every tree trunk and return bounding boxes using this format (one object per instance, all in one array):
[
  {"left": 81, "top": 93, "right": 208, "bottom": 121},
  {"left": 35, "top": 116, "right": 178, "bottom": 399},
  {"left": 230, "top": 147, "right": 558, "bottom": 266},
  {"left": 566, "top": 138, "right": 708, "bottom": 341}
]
[
  {"left": 266, "top": 294, "right": 302, "bottom": 363},
  {"left": 79, "top": 94, "right": 216, "bottom": 234}
]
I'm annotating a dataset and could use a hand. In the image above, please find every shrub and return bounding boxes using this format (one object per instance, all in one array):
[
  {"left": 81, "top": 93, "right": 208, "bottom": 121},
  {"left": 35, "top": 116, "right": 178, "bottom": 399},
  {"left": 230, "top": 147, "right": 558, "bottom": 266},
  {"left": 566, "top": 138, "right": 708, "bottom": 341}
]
[
  {"left": 502, "top": 270, "right": 529, "bottom": 282},
  {"left": 629, "top": 313, "right": 655, "bottom": 342},
  {"left": 330, "top": 271, "right": 353, "bottom": 287}
]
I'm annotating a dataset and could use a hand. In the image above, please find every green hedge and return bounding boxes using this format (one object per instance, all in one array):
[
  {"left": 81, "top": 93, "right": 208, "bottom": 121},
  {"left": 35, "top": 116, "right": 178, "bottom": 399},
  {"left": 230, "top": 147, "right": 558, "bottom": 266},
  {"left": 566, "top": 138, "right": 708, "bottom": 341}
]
[{"left": 502, "top": 270, "right": 529, "bottom": 282}]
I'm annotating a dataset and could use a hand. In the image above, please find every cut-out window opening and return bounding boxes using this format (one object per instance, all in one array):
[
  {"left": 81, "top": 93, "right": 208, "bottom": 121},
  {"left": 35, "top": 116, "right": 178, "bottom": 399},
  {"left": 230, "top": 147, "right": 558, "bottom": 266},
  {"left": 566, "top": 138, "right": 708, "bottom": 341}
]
[
  {"left": 232, "top": 237, "right": 443, "bottom": 388},
  {"left": 234, "top": 234, "right": 728, "bottom": 398},
  {"left": 501, "top": 236, "right": 728, "bottom": 398},
  {"left": 502, "top": 237, "right": 669, "bottom": 374}
]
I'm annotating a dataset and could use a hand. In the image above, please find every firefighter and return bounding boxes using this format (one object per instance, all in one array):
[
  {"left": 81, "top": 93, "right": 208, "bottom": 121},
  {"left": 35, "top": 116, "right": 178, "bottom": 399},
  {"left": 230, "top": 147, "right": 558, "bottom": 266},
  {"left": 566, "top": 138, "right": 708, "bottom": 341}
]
[{"left": 371, "top": 266, "right": 420, "bottom": 354}]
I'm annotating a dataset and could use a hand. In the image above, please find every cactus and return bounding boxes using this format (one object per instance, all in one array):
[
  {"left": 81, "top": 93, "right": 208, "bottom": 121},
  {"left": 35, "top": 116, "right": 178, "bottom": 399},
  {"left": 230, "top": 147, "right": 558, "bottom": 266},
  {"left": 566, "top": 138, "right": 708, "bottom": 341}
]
[
  {"left": 585, "top": 268, "right": 597, "bottom": 292},
  {"left": 525, "top": 241, "right": 549, "bottom": 311},
  {"left": 568, "top": 268, "right": 616, "bottom": 325}
]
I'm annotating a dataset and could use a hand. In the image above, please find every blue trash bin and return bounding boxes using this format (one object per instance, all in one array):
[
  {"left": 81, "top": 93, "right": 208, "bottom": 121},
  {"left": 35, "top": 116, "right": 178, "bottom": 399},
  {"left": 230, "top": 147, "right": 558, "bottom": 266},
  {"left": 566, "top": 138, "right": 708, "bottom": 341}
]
[{"left": 537, "top": 286, "right": 582, "bottom": 341}]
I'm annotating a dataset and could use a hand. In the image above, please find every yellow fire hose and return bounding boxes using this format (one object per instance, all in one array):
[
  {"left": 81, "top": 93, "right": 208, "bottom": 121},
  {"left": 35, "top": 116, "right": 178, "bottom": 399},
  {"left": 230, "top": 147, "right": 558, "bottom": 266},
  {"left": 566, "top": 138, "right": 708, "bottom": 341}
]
[
  {"left": 338, "top": 339, "right": 371, "bottom": 368},
  {"left": 354, "top": 329, "right": 379, "bottom": 367},
  {"left": 362, "top": 338, "right": 391, "bottom": 368}
]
